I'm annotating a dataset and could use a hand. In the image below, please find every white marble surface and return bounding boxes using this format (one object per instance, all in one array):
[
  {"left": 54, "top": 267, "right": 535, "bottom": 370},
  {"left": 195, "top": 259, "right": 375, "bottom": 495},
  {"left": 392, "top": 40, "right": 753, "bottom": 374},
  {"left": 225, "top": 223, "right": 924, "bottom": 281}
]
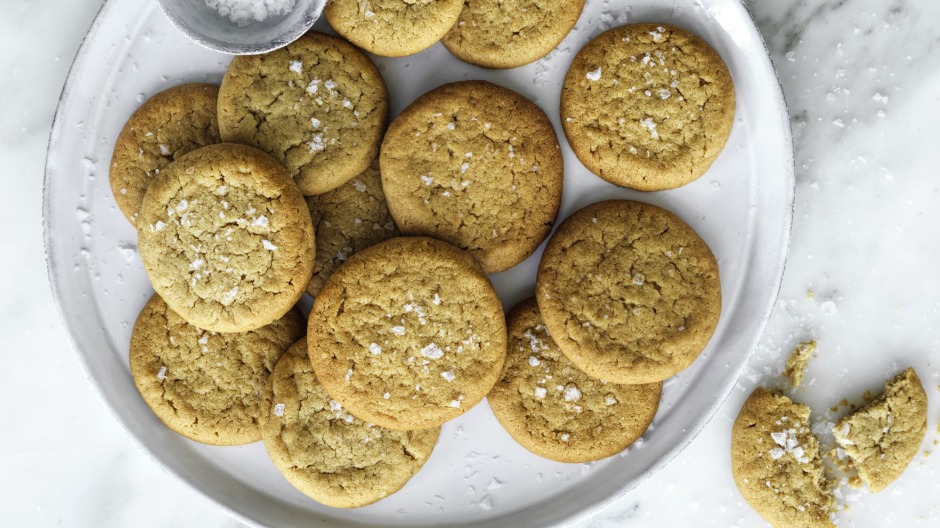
[{"left": 2, "top": 0, "right": 939, "bottom": 526}]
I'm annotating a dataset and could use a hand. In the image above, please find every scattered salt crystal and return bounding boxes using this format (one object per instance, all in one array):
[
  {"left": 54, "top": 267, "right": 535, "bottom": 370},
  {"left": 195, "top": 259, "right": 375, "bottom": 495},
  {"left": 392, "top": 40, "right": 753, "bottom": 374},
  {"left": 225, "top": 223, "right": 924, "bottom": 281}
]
[
  {"left": 450, "top": 400, "right": 461, "bottom": 408},
  {"left": 369, "top": 343, "right": 382, "bottom": 355},
  {"left": 534, "top": 387, "right": 547, "bottom": 398},
  {"left": 345, "top": 369, "right": 354, "bottom": 382},
  {"left": 391, "top": 326, "right": 406, "bottom": 336},
  {"left": 769, "top": 447, "right": 785, "bottom": 459},
  {"left": 262, "top": 239, "right": 277, "bottom": 251},
  {"left": 273, "top": 403, "right": 285, "bottom": 416},
  {"left": 461, "top": 162, "right": 469, "bottom": 174},
  {"left": 605, "top": 395, "right": 618, "bottom": 405},
  {"left": 586, "top": 67, "right": 602, "bottom": 81},
  {"left": 560, "top": 433, "right": 571, "bottom": 442},
  {"left": 421, "top": 175, "right": 434, "bottom": 186},
  {"left": 253, "top": 215, "right": 269, "bottom": 227},
  {"left": 154, "top": 220, "right": 166, "bottom": 231},
  {"left": 157, "top": 366, "right": 167, "bottom": 380},
  {"left": 311, "top": 118, "right": 320, "bottom": 129},
  {"left": 478, "top": 495, "right": 493, "bottom": 511},
  {"left": 159, "top": 144, "right": 171, "bottom": 156},
  {"left": 441, "top": 370, "right": 456, "bottom": 382},
  {"left": 289, "top": 61, "right": 302, "bottom": 74},
  {"left": 329, "top": 400, "right": 342, "bottom": 412},
  {"left": 563, "top": 383, "right": 582, "bottom": 402},
  {"left": 384, "top": 392, "right": 390, "bottom": 399},
  {"left": 639, "top": 117, "right": 659, "bottom": 139},
  {"left": 528, "top": 356, "right": 540, "bottom": 367},
  {"left": 421, "top": 343, "right": 444, "bottom": 359},
  {"left": 432, "top": 293, "right": 442, "bottom": 305}
]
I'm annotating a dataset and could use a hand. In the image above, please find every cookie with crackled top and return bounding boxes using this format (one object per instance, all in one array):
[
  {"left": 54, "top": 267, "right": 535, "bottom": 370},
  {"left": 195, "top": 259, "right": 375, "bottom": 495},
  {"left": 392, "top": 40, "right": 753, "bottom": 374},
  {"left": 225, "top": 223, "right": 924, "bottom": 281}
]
[
  {"left": 536, "top": 200, "right": 720, "bottom": 384},
  {"left": 261, "top": 338, "right": 440, "bottom": 507},
  {"left": 307, "top": 236, "right": 507, "bottom": 431},
  {"left": 731, "top": 388, "right": 836, "bottom": 528},
  {"left": 137, "top": 143, "right": 314, "bottom": 333},
  {"left": 109, "top": 83, "right": 221, "bottom": 224},
  {"left": 324, "top": 0, "right": 464, "bottom": 57},
  {"left": 305, "top": 159, "right": 398, "bottom": 297},
  {"left": 218, "top": 31, "right": 388, "bottom": 195},
  {"left": 130, "top": 294, "right": 304, "bottom": 445},
  {"left": 441, "top": 0, "right": 585, "bottom": 69},
  {"left": 489, "top": 298, "right": 661, "bottom": 463},
  {"left": 561, "top": 23, "right": 735, "bottom": 191},
  {"left": 380, "top": 81, "right": 563, "bottom": 273},
  {"left": 832, "top": 367, "right": 927, "bottom": 493}
]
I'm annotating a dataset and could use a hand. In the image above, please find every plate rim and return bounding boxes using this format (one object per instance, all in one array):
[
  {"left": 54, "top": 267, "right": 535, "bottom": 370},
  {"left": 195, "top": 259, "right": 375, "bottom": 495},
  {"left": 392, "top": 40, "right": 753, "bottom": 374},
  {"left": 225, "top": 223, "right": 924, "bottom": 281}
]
[{"left": 42, "top": 0, "right": 795, "bottom": 526}]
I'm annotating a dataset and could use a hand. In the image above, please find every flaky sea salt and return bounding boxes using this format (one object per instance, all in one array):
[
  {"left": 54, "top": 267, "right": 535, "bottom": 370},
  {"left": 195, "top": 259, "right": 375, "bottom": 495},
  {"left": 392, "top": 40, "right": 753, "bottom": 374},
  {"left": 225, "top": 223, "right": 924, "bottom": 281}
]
[
  {"left": 586, "top": 67, "right": 602, "bottom": 81},
  {"left": 206, "top": 0, "right": 296, "bottom": 27},
  {"left": 420, "top": 343, "right": 444, "bottom": 359},
  {"left": 273, "top": 403, "right": 285, "bottom": 416}
]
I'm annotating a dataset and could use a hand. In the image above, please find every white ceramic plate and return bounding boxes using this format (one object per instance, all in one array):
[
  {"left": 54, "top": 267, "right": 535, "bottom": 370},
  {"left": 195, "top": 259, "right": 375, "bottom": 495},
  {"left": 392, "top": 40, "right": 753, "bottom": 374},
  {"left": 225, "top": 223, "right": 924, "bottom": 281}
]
[{"left": 44, "top": 0, "right": 793, "bottom": 526}]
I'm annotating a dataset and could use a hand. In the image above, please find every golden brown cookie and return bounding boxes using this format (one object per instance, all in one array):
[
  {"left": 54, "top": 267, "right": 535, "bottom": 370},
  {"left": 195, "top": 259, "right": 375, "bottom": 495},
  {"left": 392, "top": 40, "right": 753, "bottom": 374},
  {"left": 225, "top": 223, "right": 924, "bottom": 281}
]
[
  {"left": 261, "top": 338, "right": 440, "bottom": 508},
  {"left": 218, "top": 31, "right": 388, "bottom": 195},
  {"left": 535, "top": 200, "right": 721, "bottom": 384},
  {"left": 489, "top": 298, "right": 661, "bottom": 463},
  {"left": 561, "top": 24, "right": 735, "bottom": 191},
  {"left": 305, "top": 159, "right": 398, "bottom": 297},
  {"left": 130, "top": 294, "right": 304, "bottom": 445},
  {"left": 380, "top": 81, "right": 563, "bottom": 273},
  {"left": 731, "top": 388, "right": 836, "bottom": 528},
  {"left": 109, "top": 83, "right": 220, "bottom": 224},
  {"left": 137, "top": 144, "right": 314, "bottom": 333},
  {"left": 308, "top": 237, "right": 507, "bottom": 431},
  {"left": 832, "top": 367, "right": 928, "bottom": 493},
  {"left": 441, "top": 0, "right": 585, "bottom": 69},
  {"left": 324, "top": 0, "right": 464, "bottom": 57}
]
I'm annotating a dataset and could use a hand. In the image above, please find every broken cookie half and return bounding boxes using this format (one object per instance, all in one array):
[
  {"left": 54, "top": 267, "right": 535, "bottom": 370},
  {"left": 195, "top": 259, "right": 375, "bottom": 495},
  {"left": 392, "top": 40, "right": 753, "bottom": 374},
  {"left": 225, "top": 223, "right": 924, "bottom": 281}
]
[
  {"left": 731, "top": 387, "right": 836, "bottom": 528},
  {"left": 832, "top": 367, "right": 928, "bottom": 493}
]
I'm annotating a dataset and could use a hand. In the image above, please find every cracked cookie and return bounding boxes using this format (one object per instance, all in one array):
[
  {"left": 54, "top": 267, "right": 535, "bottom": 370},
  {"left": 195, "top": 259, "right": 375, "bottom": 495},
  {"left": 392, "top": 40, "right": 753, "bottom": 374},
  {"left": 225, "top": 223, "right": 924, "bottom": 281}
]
[
  {"left": 380, "top": 81, "right": 563, "bottom": 273},
  {"left": 731, "top": 388, "right": 836, "bottom": 528},
  {"left": 261, "top": 338, "right": 440, "bottom": 507},
  {"left": 489, "top": 298, "right": 661, "bottom": 463},
  {"left": 441, "top": 0, "right": 585, "bottom": 69},
  {"left": 832, "top": 367, "right": 928, "bottom": 493},
  {"left": 130, "top": 294, "right": 304, "bottom": 445},
  {"left": 324, "top": 0, "right": 464, "bottom": 57},
  {"left": 218, "top": 31, "right": 388, "bottom": 196},
  {"left": 535, "top": 200, "right": 720, "bottom": 384},
  {"left": 561, "top": 23, "right": 735, "bottom": 191},
  {"left": 109, "top": 83, "right": 221, "bottom": 224},
  {"left": 305, "top": 158, "right": 398, "bottom": 297},
  {"left": 307, "top": 236, "right": 507, "bottom": 431},
  {"left": 137, "top": 143, "right": 315, "bottom": 333}
]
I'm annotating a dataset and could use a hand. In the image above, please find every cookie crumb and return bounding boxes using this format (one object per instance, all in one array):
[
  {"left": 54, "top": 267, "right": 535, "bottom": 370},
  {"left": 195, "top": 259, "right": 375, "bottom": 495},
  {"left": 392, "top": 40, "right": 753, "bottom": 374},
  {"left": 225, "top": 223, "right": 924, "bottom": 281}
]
[{"left": 783, "top": 340, "right": 818, "bottom": 387}]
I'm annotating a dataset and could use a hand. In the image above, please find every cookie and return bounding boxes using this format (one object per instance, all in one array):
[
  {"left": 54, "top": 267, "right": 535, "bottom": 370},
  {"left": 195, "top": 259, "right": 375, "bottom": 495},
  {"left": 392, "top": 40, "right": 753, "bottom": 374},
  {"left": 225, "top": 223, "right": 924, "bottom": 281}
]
[
  {"left": 441, "top": 0, "right": 585, "bottom": 69},
  {"left": 218, "top": 31, "right": 388, "bottom": 195},
  {"left": 561, "top": 24, "right": 735, "bottom": 191},
  {"left": 261, "top": 338, "right": 440, "bottom": 507},
  {"left": 324, "top": 0, "right": 464, "bottom": 57},
  {"left": 130, "top": 294, "right": 304, "bottom": 445},
  {"left": 832, "top": 367, "right": 928, "bottom": 493},
  {"left": 137, "top": 144, "right": 315, "bottom": 333},
  {"left": 305, "top": 159, "right": 398, "bottom": 297},
  {"left": 380, "top": 81, "right": 563, "bottom": 273},
  {"left": 535, "top": 200, "right": 721, "bottom": 384},
  {"left": 731, "top": 387, "right": 836, "bottom": 528},
  {"left": 307, "top": 237, "right": 507, "bottom": 430},
  {"left": 109, "top": 83, "right": 221, "bottom": 224},
  {"left": 488, "top": 298, "right": 661, "bottom": 463}
]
